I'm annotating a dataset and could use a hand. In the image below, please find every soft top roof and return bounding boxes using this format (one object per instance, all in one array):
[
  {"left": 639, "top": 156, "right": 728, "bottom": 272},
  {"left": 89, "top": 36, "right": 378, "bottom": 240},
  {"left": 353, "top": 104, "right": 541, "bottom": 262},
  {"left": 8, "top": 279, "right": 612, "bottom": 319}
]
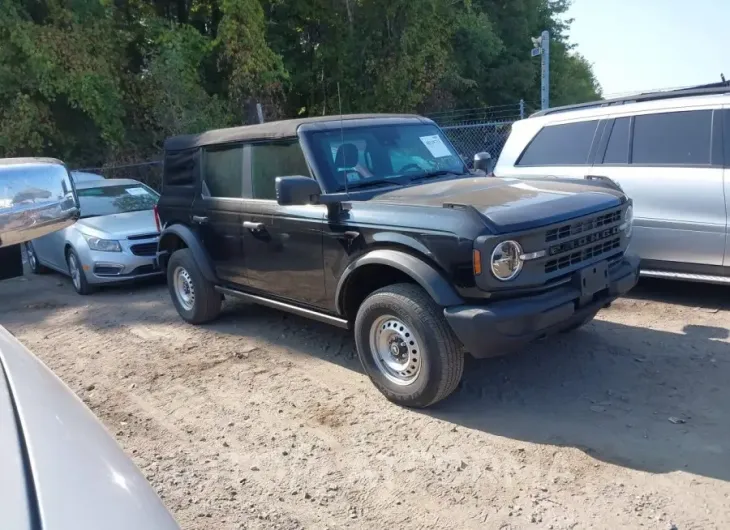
[{"left": 164, "top": 113, "right": 431, "bottom": 151}]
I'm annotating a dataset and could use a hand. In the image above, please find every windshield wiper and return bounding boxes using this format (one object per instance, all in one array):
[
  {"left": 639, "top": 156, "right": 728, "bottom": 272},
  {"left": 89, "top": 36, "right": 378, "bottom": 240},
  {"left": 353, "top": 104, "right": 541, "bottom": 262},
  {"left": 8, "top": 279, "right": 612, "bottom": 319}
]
[
  {"left": 409, "top": 170, "right": 464, "bottom": 182},
  {"left": 346, "top": 179, "right": 406, "bottom": 191}
]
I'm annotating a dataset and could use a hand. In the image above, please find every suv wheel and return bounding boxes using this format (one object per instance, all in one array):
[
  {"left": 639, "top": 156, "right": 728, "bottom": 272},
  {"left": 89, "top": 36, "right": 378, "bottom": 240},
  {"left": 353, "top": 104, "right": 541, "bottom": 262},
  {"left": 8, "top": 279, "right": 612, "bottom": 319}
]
[
  {"left": 354, "top": 283, "right": 464, "bottom": 408},
  {"left": 66, "top": 248, "right": 94, "bottom": 295},
  {"left": 167, "top": 248, "right": 221, "bottom": 324},
  {"left": 25, "top": 242, "right": 47, "bottom": 274}
]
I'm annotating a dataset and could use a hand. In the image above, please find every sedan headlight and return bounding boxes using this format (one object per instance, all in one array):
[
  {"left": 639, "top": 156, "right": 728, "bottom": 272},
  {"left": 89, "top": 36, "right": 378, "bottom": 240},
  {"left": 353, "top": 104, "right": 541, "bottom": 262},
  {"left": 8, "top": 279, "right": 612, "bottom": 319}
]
[
  {"left": 83, "top": 235, "right": 122, "bottom": 252},
  {"left": 491, "top": 240, "right": 523, "bottom": 281},
  {"left": 621, "top": 205, "right": 634, "bottom": 238}
]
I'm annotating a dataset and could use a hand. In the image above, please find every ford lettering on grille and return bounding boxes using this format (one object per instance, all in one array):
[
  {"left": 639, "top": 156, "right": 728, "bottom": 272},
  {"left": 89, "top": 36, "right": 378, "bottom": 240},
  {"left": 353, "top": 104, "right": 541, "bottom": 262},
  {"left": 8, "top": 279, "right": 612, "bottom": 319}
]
[{"left": 548, "top": 226, "right": 620, "bottom": 256}]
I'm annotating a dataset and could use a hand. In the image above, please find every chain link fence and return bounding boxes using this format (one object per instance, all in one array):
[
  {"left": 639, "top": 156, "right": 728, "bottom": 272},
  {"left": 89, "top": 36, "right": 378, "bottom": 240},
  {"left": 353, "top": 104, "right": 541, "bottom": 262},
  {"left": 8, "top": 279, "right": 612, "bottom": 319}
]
[
  {"left": 428, "top": 101, "right": 533, "bottom": 168},
  {"left": 71, "top": 101, "right": 533, "bottom": 185}
]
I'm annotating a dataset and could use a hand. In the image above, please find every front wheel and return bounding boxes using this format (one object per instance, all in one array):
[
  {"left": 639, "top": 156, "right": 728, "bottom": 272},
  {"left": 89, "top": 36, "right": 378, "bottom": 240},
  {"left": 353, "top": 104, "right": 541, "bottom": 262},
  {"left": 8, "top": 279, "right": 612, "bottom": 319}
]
[
  {"left": 66, "top": 248, "right": 94, "bottom": 295},
  {"left": 354, "top": 283, "right": 464, "bottom": 408},
  {"left": 167, "top": 248, "right": 222, "bottom": 324}
]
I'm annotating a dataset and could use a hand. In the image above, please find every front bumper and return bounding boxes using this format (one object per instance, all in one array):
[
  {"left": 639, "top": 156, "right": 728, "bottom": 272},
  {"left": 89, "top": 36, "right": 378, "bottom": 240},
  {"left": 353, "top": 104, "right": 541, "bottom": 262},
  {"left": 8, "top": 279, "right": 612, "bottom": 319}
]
[
  {"left": 444, "top": 253, "right": 640, "bottom": 358},
  {"left": 82, "top": 249, "right": 162, "bottom": 284}
]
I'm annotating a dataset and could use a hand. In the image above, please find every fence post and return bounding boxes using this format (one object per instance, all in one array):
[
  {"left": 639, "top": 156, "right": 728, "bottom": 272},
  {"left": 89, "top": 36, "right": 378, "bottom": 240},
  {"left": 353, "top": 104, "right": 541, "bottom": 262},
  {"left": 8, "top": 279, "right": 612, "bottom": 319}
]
[{"left": 519, "top": 99, "right": 525, "bottom": 120}]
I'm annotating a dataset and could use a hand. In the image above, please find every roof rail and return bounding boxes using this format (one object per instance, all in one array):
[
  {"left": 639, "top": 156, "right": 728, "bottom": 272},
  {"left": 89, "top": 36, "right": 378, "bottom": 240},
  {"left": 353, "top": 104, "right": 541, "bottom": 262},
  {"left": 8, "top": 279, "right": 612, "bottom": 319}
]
[{"left": 529, "top": 83, "right": 730, "bottom": 118}]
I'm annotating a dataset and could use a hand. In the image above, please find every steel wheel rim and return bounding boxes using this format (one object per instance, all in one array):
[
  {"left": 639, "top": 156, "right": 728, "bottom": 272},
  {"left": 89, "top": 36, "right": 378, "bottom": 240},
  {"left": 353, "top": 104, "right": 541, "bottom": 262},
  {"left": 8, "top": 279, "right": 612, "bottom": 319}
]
[
  {"left": 68, "top": 254, "right": 81, "bottom": 290},
  {"left": 26, "top": 243, "right": 37, "bottom": 270},
  {"left": 369, "top": 315, "right": 422, "bottom": 386},
  {"left": 173, "top": 266, "right": 195, "bottom": 311}
]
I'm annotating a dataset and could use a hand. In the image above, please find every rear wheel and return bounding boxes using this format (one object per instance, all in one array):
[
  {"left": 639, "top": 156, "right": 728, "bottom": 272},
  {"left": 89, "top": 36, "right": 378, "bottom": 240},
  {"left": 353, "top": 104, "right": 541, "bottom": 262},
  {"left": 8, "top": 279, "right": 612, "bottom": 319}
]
[
  {"left": 354, "top": 283, "right": 464, "bottom": 408},
  {"left": 66, "top": 248, "right": 94, "bottom": 295},
  {"left": 25, "top": 242, "right": 47, "bottom": 274},
  {"left": 167, "top": 248, "right": 221, "bottom": 324}
]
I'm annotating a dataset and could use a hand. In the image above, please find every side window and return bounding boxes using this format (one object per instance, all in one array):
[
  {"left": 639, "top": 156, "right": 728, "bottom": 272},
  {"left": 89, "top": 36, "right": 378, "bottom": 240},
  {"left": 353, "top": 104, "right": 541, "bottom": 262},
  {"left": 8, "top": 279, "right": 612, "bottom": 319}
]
[
  {"left": 632, "top": 110, "right": 712, "bottom": 166},
  {"left": 517, "top": 120, "right": 599, "bottom": 166},
  {"left": 163, "top": 148, "right": 197, "bottom": 186},
  {"left": 602, "top": 117, "right": 630, "bottom": 164},
  {"left": 250, "top": 141, "right": 310, "bottom": 200},
  {"left": 203, "top": 146, "right": 243, "bottom": 198}
]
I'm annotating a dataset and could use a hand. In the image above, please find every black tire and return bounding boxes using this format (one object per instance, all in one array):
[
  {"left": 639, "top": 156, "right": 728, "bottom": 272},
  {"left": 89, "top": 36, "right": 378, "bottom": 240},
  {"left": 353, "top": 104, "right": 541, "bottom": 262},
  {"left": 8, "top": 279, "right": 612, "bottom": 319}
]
[
  {"left": 66, "top": 248, "right": 94, "bottom": 295},
  {"left": 167, "top": 248, "right": 222, "bottom": 324},
  {"left": 25, "top": 242, "right": 48, "bottom": 274},
  {"left": 354, "top": 283, "right": 464, "bottom": 408}
]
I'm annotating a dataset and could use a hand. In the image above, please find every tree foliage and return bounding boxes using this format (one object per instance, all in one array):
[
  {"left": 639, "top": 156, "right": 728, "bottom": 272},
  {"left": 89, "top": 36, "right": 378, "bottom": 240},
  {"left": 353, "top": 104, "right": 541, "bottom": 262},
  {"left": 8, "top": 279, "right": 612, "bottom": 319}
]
[{"left": 0, "top": 0, "right": 601, "bottom": 166}]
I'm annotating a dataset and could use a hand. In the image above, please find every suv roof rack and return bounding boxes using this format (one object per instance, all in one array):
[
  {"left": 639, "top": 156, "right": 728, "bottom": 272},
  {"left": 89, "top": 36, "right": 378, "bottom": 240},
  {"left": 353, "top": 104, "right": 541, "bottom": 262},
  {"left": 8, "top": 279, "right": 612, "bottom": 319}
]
[{"left": 530, "top": 82, "right": 730, "bottom": 118}]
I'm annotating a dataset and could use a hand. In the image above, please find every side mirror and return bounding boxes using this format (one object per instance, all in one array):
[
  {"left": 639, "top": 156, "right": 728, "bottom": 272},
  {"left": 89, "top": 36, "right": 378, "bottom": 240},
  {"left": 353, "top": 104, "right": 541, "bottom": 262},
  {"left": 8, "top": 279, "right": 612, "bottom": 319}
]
[
  {"left": 0, "top": 158, "right": 79, "bottom": 248},
  {"left": 473, "top": 152, "right": 496, "bottom": 175},
  {"left": 276, "top": 176, "right": 322, "bottom": 206}
]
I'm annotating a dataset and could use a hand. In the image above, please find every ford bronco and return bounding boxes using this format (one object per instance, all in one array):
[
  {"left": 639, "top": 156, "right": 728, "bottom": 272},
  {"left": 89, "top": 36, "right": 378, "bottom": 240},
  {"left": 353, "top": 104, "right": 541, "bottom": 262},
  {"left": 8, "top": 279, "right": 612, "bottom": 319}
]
[{"left": 155, "top": 114, "right": 639, "bottom": 408}]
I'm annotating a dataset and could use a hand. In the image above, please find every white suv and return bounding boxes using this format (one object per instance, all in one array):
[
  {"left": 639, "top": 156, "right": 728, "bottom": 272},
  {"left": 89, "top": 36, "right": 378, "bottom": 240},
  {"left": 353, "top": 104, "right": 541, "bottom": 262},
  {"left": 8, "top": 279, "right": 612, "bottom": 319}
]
[{"left": 494, "top": 85, "right": 730, "bottom": 285}]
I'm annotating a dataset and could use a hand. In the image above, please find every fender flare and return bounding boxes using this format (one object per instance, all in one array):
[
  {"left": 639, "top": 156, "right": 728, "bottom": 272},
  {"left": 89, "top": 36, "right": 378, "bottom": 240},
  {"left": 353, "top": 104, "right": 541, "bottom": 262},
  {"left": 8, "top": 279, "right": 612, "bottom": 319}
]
[
  {"left": 335, "top": 249, "right": 464, "bottom": 314},
  {"left": 158, "top": 224, "right": 217, "bottom": 282}
]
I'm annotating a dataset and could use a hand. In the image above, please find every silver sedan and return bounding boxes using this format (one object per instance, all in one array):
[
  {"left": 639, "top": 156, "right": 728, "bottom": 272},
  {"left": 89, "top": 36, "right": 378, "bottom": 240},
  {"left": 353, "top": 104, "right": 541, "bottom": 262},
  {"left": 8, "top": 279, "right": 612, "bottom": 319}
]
[{"left": 25, "top": 178, "right": 163, "bottom": 294}]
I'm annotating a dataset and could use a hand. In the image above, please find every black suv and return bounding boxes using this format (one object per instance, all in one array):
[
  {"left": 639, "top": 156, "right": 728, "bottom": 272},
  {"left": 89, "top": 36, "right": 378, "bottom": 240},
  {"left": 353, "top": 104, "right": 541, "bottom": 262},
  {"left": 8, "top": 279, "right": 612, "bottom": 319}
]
[{"left": 155, "top": 114, "right": 640, "bottom": 407}]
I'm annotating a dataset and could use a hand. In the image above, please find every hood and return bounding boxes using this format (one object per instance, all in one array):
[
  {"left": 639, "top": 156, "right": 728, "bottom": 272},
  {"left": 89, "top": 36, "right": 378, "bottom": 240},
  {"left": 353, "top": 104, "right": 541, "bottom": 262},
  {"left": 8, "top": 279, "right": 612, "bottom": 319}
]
[
  {"left": 0, "top": 326, "right": 179, "bottom": 530},
  {"left": 371, "top": 176, "right": 625, "bottom": 233},
  {"left": 77, "top": 210, "right": 158, "bottom": 238}
]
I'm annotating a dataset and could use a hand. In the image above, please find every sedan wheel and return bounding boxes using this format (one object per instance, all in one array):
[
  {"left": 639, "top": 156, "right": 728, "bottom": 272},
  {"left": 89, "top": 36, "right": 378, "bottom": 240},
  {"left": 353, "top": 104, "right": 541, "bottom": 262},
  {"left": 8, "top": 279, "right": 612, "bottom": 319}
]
[
  {"left": 66, "top": 249, "right": 94, "bottom": 295},
  {"left": 24, "top": 242, "right": 46, "bottom": 274}
]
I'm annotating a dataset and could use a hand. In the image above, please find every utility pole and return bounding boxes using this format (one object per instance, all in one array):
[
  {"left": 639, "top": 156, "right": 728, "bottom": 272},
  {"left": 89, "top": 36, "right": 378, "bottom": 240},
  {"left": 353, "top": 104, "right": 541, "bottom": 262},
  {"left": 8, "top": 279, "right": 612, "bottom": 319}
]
[{"left": 531, "top": 30, "right": 550, "bottom": 110}]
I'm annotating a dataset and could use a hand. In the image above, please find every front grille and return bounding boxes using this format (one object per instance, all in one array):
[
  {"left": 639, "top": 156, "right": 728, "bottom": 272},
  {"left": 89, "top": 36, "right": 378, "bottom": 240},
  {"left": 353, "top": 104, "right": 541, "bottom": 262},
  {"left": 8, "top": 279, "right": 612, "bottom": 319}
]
[
  {"left": 128, "top": 233, "right": 159, "bottom": 241},
  {"left": 545, "top": 210, "right": 622, "bottom": 243},
  {"left": 545, "top": 237, "right": 621, "bottom": 274},
  {"left": 130, "top": 242, "right": 157, "bottom": 256}
]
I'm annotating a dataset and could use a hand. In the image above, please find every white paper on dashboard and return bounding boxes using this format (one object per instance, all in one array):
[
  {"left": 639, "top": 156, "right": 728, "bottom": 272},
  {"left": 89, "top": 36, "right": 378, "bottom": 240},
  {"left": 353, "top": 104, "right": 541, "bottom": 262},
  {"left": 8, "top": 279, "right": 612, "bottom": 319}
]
[
  {"left": 125, "top": 187, "right": 148, "bottom": 196},
  {"left": 419, "top": 135, "right": 451, "bottom": 158}
]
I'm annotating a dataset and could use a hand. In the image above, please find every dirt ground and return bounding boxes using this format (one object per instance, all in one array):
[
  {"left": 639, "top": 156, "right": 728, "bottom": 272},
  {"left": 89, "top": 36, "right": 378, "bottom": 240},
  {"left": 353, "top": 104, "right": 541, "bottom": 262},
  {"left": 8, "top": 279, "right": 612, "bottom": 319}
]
[{"left": 1, "top": 265, "right": 730, "bottom": 530}]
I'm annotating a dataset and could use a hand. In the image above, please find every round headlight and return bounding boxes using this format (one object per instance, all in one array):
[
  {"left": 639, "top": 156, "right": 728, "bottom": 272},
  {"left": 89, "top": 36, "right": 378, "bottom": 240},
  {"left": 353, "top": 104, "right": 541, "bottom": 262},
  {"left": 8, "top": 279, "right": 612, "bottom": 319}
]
[
  {"left": 623, "top": 205, "right": 634, "bottom": 238},
  {"left": 491, "top": 240, "right": 523, "bottom": 281}
]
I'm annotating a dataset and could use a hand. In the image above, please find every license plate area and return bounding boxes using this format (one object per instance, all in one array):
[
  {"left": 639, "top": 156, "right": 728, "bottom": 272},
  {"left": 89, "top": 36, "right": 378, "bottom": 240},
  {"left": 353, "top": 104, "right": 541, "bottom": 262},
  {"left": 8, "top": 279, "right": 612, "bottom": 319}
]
[{"left": 574, "top": 261, "right": 609, "bottom": 303}]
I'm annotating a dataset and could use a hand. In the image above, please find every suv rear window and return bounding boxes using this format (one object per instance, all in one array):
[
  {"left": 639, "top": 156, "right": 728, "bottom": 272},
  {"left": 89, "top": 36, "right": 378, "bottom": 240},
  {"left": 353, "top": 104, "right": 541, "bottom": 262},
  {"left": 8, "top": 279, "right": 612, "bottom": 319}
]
[
  {"left": 517, "top": 120, "right": 599, "bottom": 166},
  {"left": 203, "top": 146, "right": 244, "bottom": 198},
  {"left": 632, "top": 110, "right": 712, "bottom": 166}
]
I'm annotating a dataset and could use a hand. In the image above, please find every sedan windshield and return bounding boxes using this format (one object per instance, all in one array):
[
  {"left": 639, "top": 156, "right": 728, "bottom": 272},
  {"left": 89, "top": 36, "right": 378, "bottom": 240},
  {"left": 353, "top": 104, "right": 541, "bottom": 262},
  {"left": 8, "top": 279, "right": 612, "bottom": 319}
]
[
  {"left": 307, "top": 123, "right": 467, "bottom": 192},
  {"left": 78, "top": 184, "right": 159, "bottom": 218}
]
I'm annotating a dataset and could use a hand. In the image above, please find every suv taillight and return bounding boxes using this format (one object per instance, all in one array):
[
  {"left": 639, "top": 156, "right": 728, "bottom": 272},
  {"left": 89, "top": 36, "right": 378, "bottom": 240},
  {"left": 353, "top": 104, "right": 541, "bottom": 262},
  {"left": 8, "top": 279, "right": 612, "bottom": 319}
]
[{"left": 153, "top": 204, "right": 161, "bottom": 233}]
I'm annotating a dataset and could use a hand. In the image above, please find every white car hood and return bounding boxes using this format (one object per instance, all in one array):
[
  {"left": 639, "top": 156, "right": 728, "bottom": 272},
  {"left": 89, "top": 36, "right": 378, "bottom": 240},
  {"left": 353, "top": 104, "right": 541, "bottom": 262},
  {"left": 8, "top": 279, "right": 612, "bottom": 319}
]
[
  {"left": 76, "top": 210, "right": 158, "bottom": 238},
  {"left": 0, "top": 326, "right": 179, "bottom": 530}
]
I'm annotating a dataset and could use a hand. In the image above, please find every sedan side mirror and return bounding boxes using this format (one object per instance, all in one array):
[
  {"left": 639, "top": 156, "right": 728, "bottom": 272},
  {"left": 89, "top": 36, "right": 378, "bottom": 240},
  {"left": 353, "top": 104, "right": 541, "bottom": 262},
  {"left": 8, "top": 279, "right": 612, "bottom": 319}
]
[
  {"left": 473, "top": 152, "right": 496, "bottom": 175},
  {"left": 276, "top": 176, "right": 322, "bottom": 206}
]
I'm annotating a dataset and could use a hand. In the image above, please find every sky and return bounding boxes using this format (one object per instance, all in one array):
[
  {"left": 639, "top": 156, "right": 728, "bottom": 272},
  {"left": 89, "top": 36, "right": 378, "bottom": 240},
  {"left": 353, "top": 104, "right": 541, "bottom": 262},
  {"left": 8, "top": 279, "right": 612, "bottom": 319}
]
[{"left": 566, "top": 0, "right": 728, "bottom": 97}]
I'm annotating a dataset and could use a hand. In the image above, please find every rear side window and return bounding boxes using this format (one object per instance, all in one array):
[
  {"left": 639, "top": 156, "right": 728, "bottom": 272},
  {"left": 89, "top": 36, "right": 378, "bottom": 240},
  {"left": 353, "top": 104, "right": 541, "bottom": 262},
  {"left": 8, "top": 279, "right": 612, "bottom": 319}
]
[
  {"left": 602, "top": 117, "right": 630, "bottom": 164},
  {"left": 203, "top": 146, "right": 243, "bottom": 198},
  {"left": 517, "top": 120, "right": 599, "bottom": 166},
  {"left": 632, "top": 110, "right": 712, "bottom": 166},
  {"left": 250, "top": 141, "right": 310, "bottom": 200},
  {"left": 163, "top": 149, "right": 197, "bottom": 186}
]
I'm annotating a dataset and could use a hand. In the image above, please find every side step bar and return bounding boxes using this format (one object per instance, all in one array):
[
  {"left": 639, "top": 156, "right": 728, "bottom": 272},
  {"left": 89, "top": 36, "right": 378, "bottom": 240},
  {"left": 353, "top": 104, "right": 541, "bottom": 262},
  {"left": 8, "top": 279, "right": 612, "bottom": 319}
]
[
  {"left": 641, "top": 269, "right": 730, "bottom": 285},
  {"left": 215, "top": 286, "right": 350, "bottom": 329}
]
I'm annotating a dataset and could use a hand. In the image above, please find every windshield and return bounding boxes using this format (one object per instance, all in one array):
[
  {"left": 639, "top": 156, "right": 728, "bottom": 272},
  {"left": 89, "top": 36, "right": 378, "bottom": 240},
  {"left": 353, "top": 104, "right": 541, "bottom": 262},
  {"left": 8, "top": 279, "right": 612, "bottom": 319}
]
[
  {"left": 77, "top": 183, "right": 159, "bottom": 218},
  {"left": 307, "top": 123, "right": 467, "bottom": 192}
]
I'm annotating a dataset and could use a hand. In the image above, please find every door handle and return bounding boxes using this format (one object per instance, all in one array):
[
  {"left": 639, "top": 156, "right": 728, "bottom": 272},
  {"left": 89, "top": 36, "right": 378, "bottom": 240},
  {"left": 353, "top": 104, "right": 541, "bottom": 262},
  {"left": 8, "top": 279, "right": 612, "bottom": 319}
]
[
  {"left": 192, "top": 215, "right": 208, "bottom": 224},
  {"left": 243, "top": 221, "right": 265, "bottom": 231}
]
